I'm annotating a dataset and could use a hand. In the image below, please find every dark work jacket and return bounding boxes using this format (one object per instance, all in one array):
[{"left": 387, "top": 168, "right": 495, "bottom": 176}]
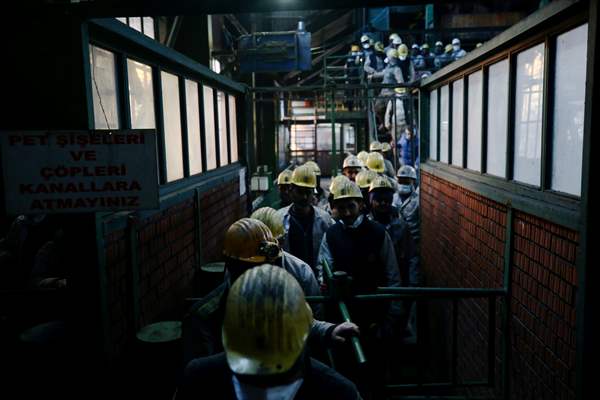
[
  {"left": 176, "top": 353, "right": 361, "bottom": 400},
  {"left": 325, "top": 219, "right": 386, "bottom": 294}
]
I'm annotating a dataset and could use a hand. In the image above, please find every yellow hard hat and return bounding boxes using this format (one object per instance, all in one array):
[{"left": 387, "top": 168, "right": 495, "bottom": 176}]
[
  {"left": 250, "top": 207, "right": 285, "bottom": 239},
  {"left": 342, "top": 155, "right": 363, "bottom": 169},
  {"left": 333, "top": 180, "right": 363, "bottom": 201},
  {"left": 398, "top": 44, "right": 409, "bottom": 58},
  {"left": 394, "top": 87, "right": 407, "bottom": 95},
  {"left": 369, "top": 176, "right": 395, "bottom": 192},
  {"left": 223, "top": 218, "right": 282, "bottom": 263},
  {"left": 355, "top": 169, "right": 378, "bottom": 189},
  {"left": 381, "top": 142, "right": 392, "bottom": 152},
  {"left": 328, "top": 175, "right": 350, "bottom": 196},
  {"left": 386, "top": 48, "right": 398, "bottom": 59},
  {"left": 366, "top": 152, "right": 385, "bottom": 173},
  {"left": 277, "top": 169, "right": 293, "bottom": 185},
  {"left": 351, "top": 44, "right": 360, "bottom": 52},
  {"left": 374, "top": 41, "right": 385, "bottom": 52},
  {"left": 290, "top": 165, "right": 317, "bottom": 188},
  {"left": 445, "top": 44, "right": 453, "bottom": 53},
  {"left": 357, "top": 151, "right": 369, "bottom": 164},
  {"left": 303, "top": 161, "right": 321, "bottom": 176},
  {"left": 223, "top": 265, "right": 313, "bottom": 376},
  {"left": 369, "top": 141, "right": 383, "bottom": 152}
]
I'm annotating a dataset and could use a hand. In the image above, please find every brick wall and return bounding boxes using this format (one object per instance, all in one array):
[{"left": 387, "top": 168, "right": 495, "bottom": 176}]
[
  {"left": 420, "top": 170, "right": 578, "bottom": 399},
  {"left": 102, "top": 177, "right": 247, "bottom": 357}
]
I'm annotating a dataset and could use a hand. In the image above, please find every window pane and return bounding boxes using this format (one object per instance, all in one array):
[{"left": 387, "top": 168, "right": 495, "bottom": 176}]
[
  {"left": 203, "top": 86, "right": 217, "bottom": 170},
  {"left": 89, "top": 45, "right": 120, "bottom": 129},
  {"left": 129, "top": 17, "right": 142, "bottom": 32},
  {"left": 116, "top": 17, "right": 127, "bottom": 24},
  {"left": 127, "top": 59, "right": 155, "bottom": 129},
  {"left": 217, "top": 91, "right": 229, "bottom": 166},
  {"left": 185, "top": 80, "right": 203, "bottom": 175},
  {"left": 552, "top": 24, "right": 587, "bottom": 196},
  {"left": 440, "top": 85, "right": 449, "bottom": 163},
  {"left": 429, "top": 89, "right": 438, "bottom": 160},
  {"left": 142, "top": 17, "right": 155, "bottom": 39},
  {"left": 161, "top": 72, "right": 184, "bottom": 182},
  {"left": 467, "top": 71, "right": 483, "bottom": 171},
  {"left": 514, "top": 43, "right": 544, "bottom": 186},
  {"left": 228, "top": 95, "right": 239, "bottom": 162},
  {"left": 486, "top": 60, "right": 509, "bottom": 177},
  {"left": 452, "top": 79, "right": 464, "bottom": 167}
]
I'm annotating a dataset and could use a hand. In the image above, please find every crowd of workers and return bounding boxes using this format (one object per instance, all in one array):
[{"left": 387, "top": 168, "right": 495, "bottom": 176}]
[
  {"left": 343, "top": 31, "right": 469, "bottom": 152},
  {"left": 178, "top": 142, "right": 420, "bottom": 399}
]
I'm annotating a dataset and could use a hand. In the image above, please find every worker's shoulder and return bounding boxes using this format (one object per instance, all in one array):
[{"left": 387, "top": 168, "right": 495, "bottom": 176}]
[{"left": 313, "top": 205, "right": 334, "bottom": 224}]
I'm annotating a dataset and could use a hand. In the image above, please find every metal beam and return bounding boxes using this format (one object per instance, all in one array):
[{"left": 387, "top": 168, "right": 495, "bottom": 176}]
[{"left": 225, "top": 14, "right": 248, "bottom": 35}]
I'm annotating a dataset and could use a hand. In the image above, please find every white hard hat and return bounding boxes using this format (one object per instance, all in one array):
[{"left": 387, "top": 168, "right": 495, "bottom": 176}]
[
  {"left": 392, "top": 37, "right": 402, "bottom": 45},
  {"left": 411, "top": 44, "right": 419, "bottom": 49},
  {"left": 389, "top": 33, "right": 400, "bottom": 41},
  {"left": 360, "top": 35, "right": 370, "bottom": 43},
  {"left": 452, "top": 38, "right": 461, "bottom": 45},
  {"left": 435, "top": 41, "right": 443, "bottom": 47}
]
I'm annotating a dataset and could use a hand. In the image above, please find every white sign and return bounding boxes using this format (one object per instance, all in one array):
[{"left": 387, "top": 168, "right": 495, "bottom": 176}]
[{"left": 1, "top": 130, "right": 159, "bottom": 214}]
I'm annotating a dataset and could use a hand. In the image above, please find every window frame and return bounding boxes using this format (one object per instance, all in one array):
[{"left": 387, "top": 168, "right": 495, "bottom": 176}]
[
  {"left": 420, "top": 12, "right": 588, "bottom": 230},
  {"left": 86, "top": 18, "right": 244, "bottom": 198}
]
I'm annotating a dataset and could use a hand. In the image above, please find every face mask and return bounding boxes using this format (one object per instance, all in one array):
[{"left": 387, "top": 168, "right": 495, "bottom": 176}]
[
  {"left": 399, "top": 55, "right": 407, "bottom": 61},
  {"left": 363, "top": 44, "right": 370, "bottom": 49},
  {"left": 453, "top": 45, "right": 460, "bottom": 52},
  {"left": 398, "top": 184, "right": 413, "bottom": 195}
]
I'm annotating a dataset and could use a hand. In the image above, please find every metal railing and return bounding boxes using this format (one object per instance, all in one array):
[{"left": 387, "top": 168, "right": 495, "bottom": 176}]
[{"left": 307, "top": 260, "right": 507, "bottom": 398}]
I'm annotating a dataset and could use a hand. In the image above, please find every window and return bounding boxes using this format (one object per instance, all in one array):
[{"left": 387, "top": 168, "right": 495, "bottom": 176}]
[
  {"left": 161, "top": 72, "right": 184, "bottom": 182},
  {"left": 203, "top": 86, "right": 217, "bottom": 170},
  {"left": 514, "top": 43, "right": 545, "bottom": 186},
  {"left": 142, "top": 17, "right": 155, "bottom": 39},
  {"left": 89, "top": 45, "right": 120, "bottom": 129},
  {"left": 127, "top": 59, "right": 155, "bottom": 129},
  {"left": 467, "top": 71, "right": 483, "bottom": 171},
  {"left": 552, "top": 24, "right": 587, "bottom": 196},
  {"left": 115, "top": 17, "right": 155, "bottom": 39},
  {"left": 217, "top": 91, "right": 229, "bottom": 166},
  {"left": 429, "top": 89, "right": 438, "bottom": 160},
  {"left": 228, "top": 95, "right": 239, "bottom": 163},
  {"left": 452, "top": 79, "right": 464, "bottom": 167},
  {"left": 129, "top": 17, "right": 142, "bottom": 32},
  {"left": 440, "top": 85, "right": 450, "bottom": 163},
  {"left": 185, "top": 80, "right": 203, "bottom": 175},
  {"left": 486, "top": 60, "right": 509, "bottom": 177}
]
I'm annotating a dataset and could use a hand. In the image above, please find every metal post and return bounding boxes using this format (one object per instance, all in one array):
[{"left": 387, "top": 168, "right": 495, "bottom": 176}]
[
  {"left": 331, "top": 87, "right": 337, "bottom": 176},
  {"left": 501, "top": 206, "right": 514, "bottom": 400}
]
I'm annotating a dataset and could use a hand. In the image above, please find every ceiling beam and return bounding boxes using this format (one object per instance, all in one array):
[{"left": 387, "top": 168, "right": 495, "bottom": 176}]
[{"left": 30, "top": 0, "right": 444, "bottom": 17}]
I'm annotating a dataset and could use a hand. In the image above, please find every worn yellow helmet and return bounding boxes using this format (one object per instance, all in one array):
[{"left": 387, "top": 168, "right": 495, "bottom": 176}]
[
  {"left": 290, "top": 165, "right": 317, "bottom": 188},
  {"left": 250, "top": 207, "right": 285, "bottom": 239},
  {"left": 394, "top": 87, "right": 407, "bottom": 95},
  {"left": 398, "top": 44, "right": 409, "bottom": 58},
  {"left": 357, "top": 151, "right": 369, "bottom": 164},
  {"left": 381, "top": 142, "right": 392, "bottom": 152},
  {"left": 223, "top": 218, "right": 282, "bottom": 263},
  {"left": 355, "top": 169, "right": 378, "bottom": 189},
  {"left": 303, "top": 161, "right": 321, "bottom": 176},
  {"left": 277, "top": 169, "right": 293, "bottom": 185},
  {"left": 374, "top": 41, "right": 385, "bottom": 52},
  {"left": 351, "top": 44, "right": 360, "bottom": 52},
  {"left": 386, "top": 48, "right": 398, "bottom": 59},
  {"left": 342, "top": 155, "right": 363, "bottom": 169},
  {"left": 366, "top": 152, "right": 385, "bottom": 173},
  {"left": 223, "top": 265, "right": 313, "bottom": 376},
  {"left": 369, "top": 176, "right": 395, "bottom": 192},
  {"left": 333, "top": 180, "right": 363, "bottom": 201},
  {"left": 445, "top": 44, "right": 453, "bottom": 53},
  {"left": 369, "top": 141, "right": 383, "bottom": 152},
  {"left": 328, "top": 175, "right": 350, "bottom": 196}
]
